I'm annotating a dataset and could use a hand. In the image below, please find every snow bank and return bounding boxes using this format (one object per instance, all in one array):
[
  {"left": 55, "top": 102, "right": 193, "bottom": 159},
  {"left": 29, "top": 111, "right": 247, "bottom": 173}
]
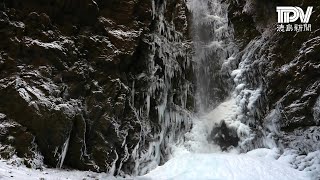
[
  {"left": 141, "top": 149, "right": 309, "bottom": 180},
  {"left": 0, "top": 159, "right": 119, "bottom": 180}
]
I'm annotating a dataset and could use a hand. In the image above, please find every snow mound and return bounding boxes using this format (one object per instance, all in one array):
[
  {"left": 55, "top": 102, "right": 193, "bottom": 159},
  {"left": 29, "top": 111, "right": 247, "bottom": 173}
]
[
  {"left": 0, "top": 159, "right": 119, "bottom": 180},
  {"left": 141, "top": 149, "right": 308, "bottom": 180}
]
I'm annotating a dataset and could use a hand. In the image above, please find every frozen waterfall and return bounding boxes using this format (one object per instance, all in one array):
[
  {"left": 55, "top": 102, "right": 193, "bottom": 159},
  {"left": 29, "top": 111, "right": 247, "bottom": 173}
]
[{"left": 140, "top": 0, "right": 318, "bottom": 179}]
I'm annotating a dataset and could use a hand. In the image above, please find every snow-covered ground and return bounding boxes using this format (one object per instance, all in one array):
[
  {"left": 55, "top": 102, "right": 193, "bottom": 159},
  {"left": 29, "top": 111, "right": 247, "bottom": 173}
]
[
  {"left": 0, "top": 159, "right": 118, "bottom": 180},
  {"left": 138, "top": 96, "right": 319, "bottom": 180},
  {"left": 0, "top": 148, "right": 315, "bottom": 180},
  {"left": 1, "top": 98, "right": 318, "bottom": 180},
  {"left": 138, "top": 97, "right": 317, "bottom": 180},
  {"left": 141, "top": 149, "right": 309, "bottom": 180}
]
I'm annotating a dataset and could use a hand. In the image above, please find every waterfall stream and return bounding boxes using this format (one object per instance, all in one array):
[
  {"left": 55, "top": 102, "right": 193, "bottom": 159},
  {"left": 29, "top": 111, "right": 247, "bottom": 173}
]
[
  {"left": 179, "top": 0, "right": 256, "bottom": 154},
  {"left": 189, "top": 0, "right": 237, "bottom": 113},
  {"left": 183, "top": 0, "right": 276, "bottom": 155}
]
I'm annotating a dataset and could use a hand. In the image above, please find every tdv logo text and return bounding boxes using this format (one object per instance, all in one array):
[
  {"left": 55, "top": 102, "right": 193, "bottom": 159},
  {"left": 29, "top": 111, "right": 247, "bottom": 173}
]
[{"left": 276, "top": 6, "right": 313, "bottom": 23}]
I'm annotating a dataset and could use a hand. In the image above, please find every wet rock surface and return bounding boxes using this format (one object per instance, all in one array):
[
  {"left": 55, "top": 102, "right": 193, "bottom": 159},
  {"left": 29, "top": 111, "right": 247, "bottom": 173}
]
[{"left": 210, "top": 121, "right": 239, "bottom": 151}]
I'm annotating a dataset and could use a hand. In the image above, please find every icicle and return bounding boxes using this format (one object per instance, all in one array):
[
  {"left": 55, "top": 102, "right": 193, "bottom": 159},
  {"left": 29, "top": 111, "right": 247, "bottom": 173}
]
[
  {"left": 130, "top": 0, "right": 194, "bottom": 175},
  {"left": 57, "top": 135, "right": 70, "bottom": 168},
  {"left": 131, "top": 81, "right": 135, "bottom": 106},
  {"left": 109, "top": 150, "right": 119, "bottom": 176}
]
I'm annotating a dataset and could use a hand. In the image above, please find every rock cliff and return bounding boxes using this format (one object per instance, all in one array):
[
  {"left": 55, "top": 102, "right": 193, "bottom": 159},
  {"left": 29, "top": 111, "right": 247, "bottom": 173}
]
[{"left": 0, "top": 0, "right": 194, "bottom": 175}]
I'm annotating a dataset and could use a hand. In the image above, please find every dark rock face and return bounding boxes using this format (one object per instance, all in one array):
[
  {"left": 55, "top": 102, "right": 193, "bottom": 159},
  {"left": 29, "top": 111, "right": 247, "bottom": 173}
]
[
  {"left": 0, "top": 0, "right": 194, "bottom": 175},
  {"left": 210, "top": 121, "right": 239, "bottom": 151},
  {"left": 0, "top": 113, "right": 43, "bottom": 169},
  {"left": 228, "top": 0, "right": 320, "bottom": 153}
]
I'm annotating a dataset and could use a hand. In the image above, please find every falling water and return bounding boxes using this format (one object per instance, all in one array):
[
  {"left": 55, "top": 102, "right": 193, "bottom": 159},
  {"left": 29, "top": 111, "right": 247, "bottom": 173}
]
[
  {"left": 179, "top": 0, "right": 269, "bottom": 154},
  {"left": 188, "top": 0, "right": 238, "bottom": 113}
]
